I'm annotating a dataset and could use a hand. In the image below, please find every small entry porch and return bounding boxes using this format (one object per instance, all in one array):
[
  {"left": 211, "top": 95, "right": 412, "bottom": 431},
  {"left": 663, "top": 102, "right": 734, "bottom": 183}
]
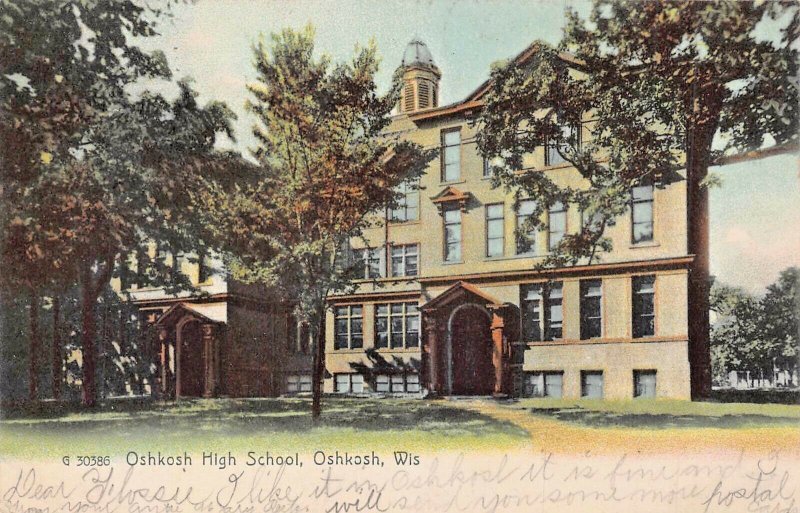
[{"left": 153, "top": 302, "right": 225, "bottom": 399}]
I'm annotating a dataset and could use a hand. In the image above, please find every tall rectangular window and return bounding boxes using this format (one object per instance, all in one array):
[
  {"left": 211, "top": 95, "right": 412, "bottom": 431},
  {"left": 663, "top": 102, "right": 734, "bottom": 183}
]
[
  {"left": 375, "top": 303, "right": 419, "bottom": 349},
  {"left": 546, "top": 123, "right": 580, "bottom": 166},
  {"left": 516, "top": 199, "right": 537, "bottom": 255},
  {"left": 581, "top": 371, "right": 604, "bottom": 398},
  {"left": 443, "top": 206, "right": 461, "bottom": 262},
  {"left": 485, "top": 204, "right": 504, "bottom": 257},
  {"left": 634, "top": 370, "right": 657, "bottom": 398},
  {"left": 521, "top": 282, "right": 563, "bottom": 341},
  {"left": 441, "top": 129, "right": 461, "bottom": 182},
  {"left": 632, "top": 275, "right": 656, "bottom": 338},
  {"left": 631, "top": 184, "right": 654, "bottom": 244},
  {"left": 580, "top": 279, "right": 602, "bottom": 339},
  {"left": 198, "top": 251, "right": 210, "bottom": 283},
  {"left": 548, "top": 201, "right": 567, "bottom": 251},
  {"left": 390, "top": 180, "right": 419, "bottom": 222},
  {"left": 334, "top": 305, "right": 363, "bottom": 350},
  {"left": 391, "top": 244, "right": 418, "bottom": 277},
  {"left": 359, "top": 248, "right": 383, "bottom": 279}
]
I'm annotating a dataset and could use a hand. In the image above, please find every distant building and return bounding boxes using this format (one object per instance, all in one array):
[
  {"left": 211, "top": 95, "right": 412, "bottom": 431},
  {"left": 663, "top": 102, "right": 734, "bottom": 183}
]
[
  {"left": 322, "top": 40, "right": 705, "bottom": 400},
  {"left": 118, "top": 251, "right": 312, "bottom": 398}
]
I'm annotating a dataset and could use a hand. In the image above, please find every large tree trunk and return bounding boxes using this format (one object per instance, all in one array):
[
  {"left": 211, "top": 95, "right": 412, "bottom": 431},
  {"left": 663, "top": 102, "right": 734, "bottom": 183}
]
[
  {"left": 28, "top": 291, "right": 40, "bottom": 402},
  {"left": 52, "top": 295, "right": 62, "bottom": 400},
  {"left": 685, "top": 80, "right": 722, "bottom": 401},
  {"left": 311, "top": 311, "right": 326, "bottom": 420},
  {"left": 80, "top": 269, "right": 99, "bottom": 408}
]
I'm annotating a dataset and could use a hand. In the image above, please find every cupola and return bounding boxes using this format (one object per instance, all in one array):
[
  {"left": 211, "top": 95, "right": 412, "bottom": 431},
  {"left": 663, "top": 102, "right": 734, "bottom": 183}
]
[{"left": 398, "top": 39, "right": 441, "bottom": 113}]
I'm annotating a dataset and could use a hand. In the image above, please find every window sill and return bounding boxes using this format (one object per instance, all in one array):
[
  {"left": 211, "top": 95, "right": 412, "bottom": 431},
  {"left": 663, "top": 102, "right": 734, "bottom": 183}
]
[
  {"left": 629, "top": 241, "right": 660, "bottom": 249},
  {"left": 387, "top": 220, "right": 421, "bottom": 227},
  {"left": 441, "top": 260, "right": 464, "bottom": 266},
  {"left": 331, "top": 348, "right": 367, "bottom": 354},
  {"left": 483, "top": 253, "right": 544, "bottom": 262},
  {"left": 373, "top": 347, "right": 422, "bottom": 353},
  {"left": 352, "top": 276, "right": 420, "bottom": 284},
  {"left": 439, "top": 179, "right": 466, "bottom": 186}
]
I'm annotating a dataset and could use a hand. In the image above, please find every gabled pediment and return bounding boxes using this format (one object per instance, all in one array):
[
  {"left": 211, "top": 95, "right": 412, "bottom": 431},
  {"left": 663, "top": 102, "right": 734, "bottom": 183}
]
[
  {"left": 431, "top": 186, "right": 471, "bottom": 212},
  {"left": 155, "top": 302, "right": 227, "bottom": 327},
  {"left": 422, "top": 281, "right": 507, "bottom": 311}
]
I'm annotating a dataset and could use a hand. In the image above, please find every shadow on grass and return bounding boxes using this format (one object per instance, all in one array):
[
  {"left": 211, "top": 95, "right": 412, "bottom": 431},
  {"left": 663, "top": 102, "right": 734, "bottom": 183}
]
[
  {"left": 528, "top": 405, "right": 799, "bottom": 429},
  {"left": 1, "top": 396, "right": 529, "bottom": 441}
]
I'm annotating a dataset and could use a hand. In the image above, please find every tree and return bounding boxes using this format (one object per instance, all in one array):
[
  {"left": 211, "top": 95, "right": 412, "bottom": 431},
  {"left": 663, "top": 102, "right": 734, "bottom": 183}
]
[
  {"left": 1, "top": 1, "right": 235, "bottom": 406},
  {"left": 198, "top": 26, "right": 432, "bottom": 419},
  {"left": 476, "top": 1, "right": 798, "bottom": 398},
  {"left": 711, "top": 268, "right": 799, "bottom": 388}
]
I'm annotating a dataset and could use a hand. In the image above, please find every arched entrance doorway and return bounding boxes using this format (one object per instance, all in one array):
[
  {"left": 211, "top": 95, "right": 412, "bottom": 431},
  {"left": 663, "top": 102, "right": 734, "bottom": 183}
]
[
  {"left": 449, "top": 305, "right": 493, "bottom": 395},
  {"left": 178, "top": 320, "right": 204, "bottom": 397}
]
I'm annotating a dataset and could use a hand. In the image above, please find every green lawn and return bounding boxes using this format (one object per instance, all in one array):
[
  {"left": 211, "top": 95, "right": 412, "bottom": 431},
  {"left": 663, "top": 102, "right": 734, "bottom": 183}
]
[
  {"left": 514, "top": 397, "right": 800, "bottom": 428},
  {"left": 1, "top": 396, "right": 798, "bottom": 458},
  {"left": 0, "top": 397, "right": 529, "bottom": 458}
]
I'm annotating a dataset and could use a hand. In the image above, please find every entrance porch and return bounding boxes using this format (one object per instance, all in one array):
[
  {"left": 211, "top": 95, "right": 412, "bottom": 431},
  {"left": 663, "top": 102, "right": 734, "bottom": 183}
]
[{"left": 421, "top": 282, "right": 518, "bottom": 397}]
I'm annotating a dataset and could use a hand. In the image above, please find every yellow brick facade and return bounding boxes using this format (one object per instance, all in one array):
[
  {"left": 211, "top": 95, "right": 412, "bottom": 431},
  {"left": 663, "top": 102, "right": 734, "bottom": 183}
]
[{"left": 324, "top": 40, "right": 694, "bottom": 400}]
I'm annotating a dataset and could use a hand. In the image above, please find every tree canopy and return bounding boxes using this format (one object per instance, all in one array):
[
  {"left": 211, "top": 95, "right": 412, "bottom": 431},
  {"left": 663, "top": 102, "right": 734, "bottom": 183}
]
[
  {"left": 1, "top": 0, "right": 236, "bottom": 405},
  {"left": 197, "top": 26, "right": 433, "bottom": 418},
  {"left": 476, "top": 0, "right": 798, "bottom": 398}
]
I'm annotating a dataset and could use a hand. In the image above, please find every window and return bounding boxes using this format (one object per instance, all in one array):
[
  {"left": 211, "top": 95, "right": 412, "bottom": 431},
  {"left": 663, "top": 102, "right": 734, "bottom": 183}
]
[
  {"left": 441, "top": 129, "right": 461, "bottom": 182},
  {"left": 483, "top": 157, "right": 491, "bottom": 178},
  {"left": 286, "top": 315, "right": 310, "bottom": 354},
  {"left": 358, "top": 248, "right": 384, "bottom": 279},
  {"left": 580, "top": 280, "right": 602, "bottom": 339},
  {"left": 443, "top": 206, "right": 462, "bottom": 262},
  {"left": 634, "top": 370, "right": 657, "bottom": 398},
  {"left": 516, "top": 199, "right": 537, "bottom": 255},
  {"left": 524, "top": 372, "right": 563, "bottom": 398},
  {"left": 375, "top": 373, "right": 421, "bottom": 393},
  {"left": 631, "top": 184, "right": 654, "bottom": 244},
  {"left": 375, "top": 302, "right": 420, "bottom": 349},
  {"left": 632, "top": 275, "right": 656, "bottom": 338},
  {"left": 390, "top": 180, "right": 419, "bottom": 222},
  {"left": 286, "top": 375, "right": 312, "bottom": 394},
  {"left": 546, "top": 122, "right": 580, "bottom": 166},
  {"left": 335, "top": 373, "right": 364, "bottom": 394},
  {"left": 198, "top": 252, "right": 210, "bottom": 283},
  {"left": 581, "top": 208, "right": 604, "bottom": 233},
  {"left": 581, "top": 371, "right": 604, "bottom": 398},
  {"left": 548, "top": 202, "right": 567, "bottom": 251},
  {"left": 334, "top": 305, "right": 363, "bottom": 350},
  {"left": 485, "top": 204, "right": 505, "bottom": 257},
  {"left": 521, "top": 282, "right": 563, "bottom": 341},
  {"left": 391, "top": 244, "right": 418, "bottom": 277}
]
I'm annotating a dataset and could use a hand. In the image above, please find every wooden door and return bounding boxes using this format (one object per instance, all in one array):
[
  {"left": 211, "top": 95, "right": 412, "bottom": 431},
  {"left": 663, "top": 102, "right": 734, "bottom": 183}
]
[
  {"left": 179, "top": 321, "right": 204, "bottom": 397},
  {"left": 450, "top": 307, "right": 493, "bottom": 395}
]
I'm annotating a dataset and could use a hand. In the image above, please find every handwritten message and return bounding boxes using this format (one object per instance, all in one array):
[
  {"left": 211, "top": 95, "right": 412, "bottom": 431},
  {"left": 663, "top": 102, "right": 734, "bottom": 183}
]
[{"left": 2, "top": 450, "right": 797, "bottom": 513}]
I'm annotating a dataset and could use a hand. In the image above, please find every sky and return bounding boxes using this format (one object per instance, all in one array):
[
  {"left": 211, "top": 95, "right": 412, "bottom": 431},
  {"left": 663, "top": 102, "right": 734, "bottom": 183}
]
[{"left": 140, "top": 0, "right": 799, "bottom": 294}]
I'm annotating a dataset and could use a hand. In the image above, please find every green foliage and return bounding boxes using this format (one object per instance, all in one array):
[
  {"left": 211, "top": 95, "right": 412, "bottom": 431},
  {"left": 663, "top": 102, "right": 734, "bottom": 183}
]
[
  {"left": 711, "top": 267, "right": 799, "bottom": 385},
  {"left": 1, "top": 0, "right": 235, "bottom": 405},
  {"left": 199, "top": 26, "right": 433, "bottom": 323},
  {"left": 476, "top": 1, "right": 798, "bottom": 266}
]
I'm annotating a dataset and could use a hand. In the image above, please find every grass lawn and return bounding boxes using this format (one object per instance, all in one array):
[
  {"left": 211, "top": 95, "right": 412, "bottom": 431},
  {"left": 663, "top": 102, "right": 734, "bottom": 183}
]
[{"left": 1, "top": 396, "right": 798, "bottom": 458}]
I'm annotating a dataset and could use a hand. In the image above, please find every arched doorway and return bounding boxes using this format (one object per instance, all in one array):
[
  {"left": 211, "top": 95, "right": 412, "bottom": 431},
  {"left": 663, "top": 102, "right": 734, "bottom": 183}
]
[
  {"left": 178, "top": 320, "right": 204, "bottom": 397},
  {"left": 449, "top": 305, "right": 493, "bottom": 395}
]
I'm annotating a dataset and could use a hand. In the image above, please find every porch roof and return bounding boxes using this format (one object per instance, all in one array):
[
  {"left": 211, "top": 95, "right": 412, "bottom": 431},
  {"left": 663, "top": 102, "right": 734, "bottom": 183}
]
[
  {"left": 155, "top": 301, "right": 227, "bottom": 327},
  {"left": 421, "top": 281, "right": 509, "bottom": 311}
]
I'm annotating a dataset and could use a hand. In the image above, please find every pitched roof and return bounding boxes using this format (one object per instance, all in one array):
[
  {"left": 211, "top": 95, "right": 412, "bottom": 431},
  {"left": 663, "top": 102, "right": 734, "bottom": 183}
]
[
  {"left": 421, "top": 281, "right": 507, "bottom": 311},
  {"left": 407, "top": 42, "right": 583, "bottom": 123}
]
